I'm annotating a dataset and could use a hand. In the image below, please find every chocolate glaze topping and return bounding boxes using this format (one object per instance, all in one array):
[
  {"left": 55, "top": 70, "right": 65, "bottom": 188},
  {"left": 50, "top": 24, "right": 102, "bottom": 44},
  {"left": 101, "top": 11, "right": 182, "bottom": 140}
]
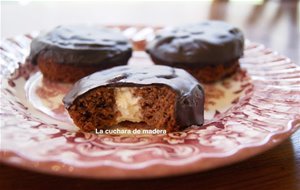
[
  {"left": 63, "top": 65, "right": 204, "bottom": 127},
  {"left": 28, "top": 25, "right": 132, "bottom": 66},
  {"left": 147, "top": 21, "right": 244, "bottom": 67}
]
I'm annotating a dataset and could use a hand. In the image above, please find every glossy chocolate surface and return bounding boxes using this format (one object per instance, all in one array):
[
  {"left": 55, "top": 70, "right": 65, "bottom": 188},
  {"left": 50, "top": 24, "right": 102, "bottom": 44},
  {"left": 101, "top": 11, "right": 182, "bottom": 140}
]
[
  {"left": 63, "top": 65, "right": 204, "bottom": 127},
  {"left": 147, "top": 21, "right": 244, "bottom": 67},
  {"left": 28, "top": 25, "right": 132, "bottom": 66}
]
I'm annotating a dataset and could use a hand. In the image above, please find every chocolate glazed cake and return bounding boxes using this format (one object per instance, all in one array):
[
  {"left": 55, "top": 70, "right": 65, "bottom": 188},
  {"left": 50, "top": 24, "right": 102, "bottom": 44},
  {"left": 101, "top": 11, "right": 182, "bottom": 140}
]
[
  {"left": 27, "top": 25, "right": 132, "bottom": 83},
  {"left": 146, "top": 21, "right": 244, "bottom": 83},
  {"left": 63, "top": 65, "right": 204, "bottom": 132}
]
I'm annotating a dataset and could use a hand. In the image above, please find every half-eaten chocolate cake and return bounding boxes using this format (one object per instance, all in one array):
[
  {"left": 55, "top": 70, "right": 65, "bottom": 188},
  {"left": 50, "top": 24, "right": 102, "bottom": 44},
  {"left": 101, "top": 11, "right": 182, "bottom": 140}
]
[{"left": 63, "top": 65, "right": 204, "bottom": 132}]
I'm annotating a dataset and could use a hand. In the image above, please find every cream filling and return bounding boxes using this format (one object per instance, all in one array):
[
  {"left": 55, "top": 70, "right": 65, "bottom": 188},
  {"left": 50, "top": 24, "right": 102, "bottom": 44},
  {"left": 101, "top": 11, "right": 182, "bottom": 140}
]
[{"left": 115, "top": 87, "right": 143, "bottom": 123}]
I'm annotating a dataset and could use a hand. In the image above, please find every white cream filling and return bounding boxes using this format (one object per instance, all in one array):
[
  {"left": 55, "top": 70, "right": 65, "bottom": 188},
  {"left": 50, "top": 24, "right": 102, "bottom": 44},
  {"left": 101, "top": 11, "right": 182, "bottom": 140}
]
[{"left": 115, "top": 87, "right": 143, "bottom": 123}]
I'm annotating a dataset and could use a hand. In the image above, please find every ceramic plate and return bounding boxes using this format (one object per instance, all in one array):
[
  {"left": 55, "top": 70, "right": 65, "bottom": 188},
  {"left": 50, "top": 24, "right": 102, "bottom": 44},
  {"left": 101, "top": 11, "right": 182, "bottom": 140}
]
[{"left": 0, "top": 26, "right": 299, "bottom": 179}]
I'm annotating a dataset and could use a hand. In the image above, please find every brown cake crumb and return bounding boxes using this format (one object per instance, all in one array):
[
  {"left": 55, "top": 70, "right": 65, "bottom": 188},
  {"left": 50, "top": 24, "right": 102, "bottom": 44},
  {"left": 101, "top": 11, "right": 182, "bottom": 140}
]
[
  {"left": 67, "top": 85, "right": 178, "bottom": 132},
  {"left": 149, "top": 55, "right": 240, "bottom": 83},
  {"left": 184, "top": 60, "right": 240, "bottom": 83},
  {"left": 37, "top": 56, "right": 107, "bottom": 83}
]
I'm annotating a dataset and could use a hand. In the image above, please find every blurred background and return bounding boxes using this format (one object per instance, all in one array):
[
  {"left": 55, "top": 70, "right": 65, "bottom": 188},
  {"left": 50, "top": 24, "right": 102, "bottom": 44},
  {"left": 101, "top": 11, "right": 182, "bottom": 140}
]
[{"left": 1, "top": 0, "right": 299, "bottom": 63}]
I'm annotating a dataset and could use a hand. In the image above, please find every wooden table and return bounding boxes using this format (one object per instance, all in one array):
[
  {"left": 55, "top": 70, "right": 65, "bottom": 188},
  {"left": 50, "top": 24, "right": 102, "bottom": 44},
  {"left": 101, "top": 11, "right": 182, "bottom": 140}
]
[{"left": 1, "top": 1, "right": 299, "bottom": 189}]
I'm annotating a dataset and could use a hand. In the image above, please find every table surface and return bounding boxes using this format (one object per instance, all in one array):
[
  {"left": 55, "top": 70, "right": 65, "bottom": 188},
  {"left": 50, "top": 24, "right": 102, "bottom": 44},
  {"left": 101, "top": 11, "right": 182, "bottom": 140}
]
[{"left": 1, "top": 1, "right": 299, "bottom": 190}]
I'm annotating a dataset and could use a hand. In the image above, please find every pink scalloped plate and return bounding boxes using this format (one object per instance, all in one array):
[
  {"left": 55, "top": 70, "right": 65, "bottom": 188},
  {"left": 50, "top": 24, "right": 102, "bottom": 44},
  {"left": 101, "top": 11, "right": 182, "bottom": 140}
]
[{"left": 0, "top": 26, "right": 299, "bottom": 179}]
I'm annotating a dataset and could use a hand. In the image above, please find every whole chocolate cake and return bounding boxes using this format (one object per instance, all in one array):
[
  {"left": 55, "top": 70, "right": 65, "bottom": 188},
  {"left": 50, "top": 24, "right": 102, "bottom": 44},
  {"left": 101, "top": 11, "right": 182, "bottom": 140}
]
[
  {"left": 28, "top": 25, "right": 132, "bottom": 83},
  {"left": 147, "top": 21, "right": 244, "bottom": 83},
  {"left": 63, "top": 65, "right": 204, "bottom": 132}
]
